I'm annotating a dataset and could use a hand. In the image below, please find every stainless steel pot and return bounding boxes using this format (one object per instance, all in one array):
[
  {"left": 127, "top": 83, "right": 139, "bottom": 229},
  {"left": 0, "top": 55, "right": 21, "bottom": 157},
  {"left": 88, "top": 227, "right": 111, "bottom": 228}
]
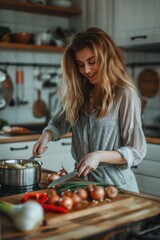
[{"left": 0, "top": 159, "right": 42, "bottom": 187}]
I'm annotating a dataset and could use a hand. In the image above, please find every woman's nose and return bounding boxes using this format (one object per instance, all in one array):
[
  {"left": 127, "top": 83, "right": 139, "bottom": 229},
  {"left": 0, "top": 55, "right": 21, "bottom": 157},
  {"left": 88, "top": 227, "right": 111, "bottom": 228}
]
[{"left": 84, "top": 64, "right": 91, "bottom": 74}]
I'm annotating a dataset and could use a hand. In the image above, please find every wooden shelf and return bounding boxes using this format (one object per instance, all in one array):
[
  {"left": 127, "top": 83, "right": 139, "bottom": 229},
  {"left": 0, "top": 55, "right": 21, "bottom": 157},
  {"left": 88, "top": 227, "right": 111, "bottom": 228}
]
[
  {"left": 0, "top": 42, "right": 65, "bottom": 52},
  {"left": 0, "top": 0, "right": 81, "bottom": 17}
]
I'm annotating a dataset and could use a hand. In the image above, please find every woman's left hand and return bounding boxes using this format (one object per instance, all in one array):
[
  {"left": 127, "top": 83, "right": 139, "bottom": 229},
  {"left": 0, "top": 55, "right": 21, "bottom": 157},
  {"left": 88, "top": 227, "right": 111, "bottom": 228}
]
[{"left": 76, "top": 151, "right": 101, "bottom": 177}]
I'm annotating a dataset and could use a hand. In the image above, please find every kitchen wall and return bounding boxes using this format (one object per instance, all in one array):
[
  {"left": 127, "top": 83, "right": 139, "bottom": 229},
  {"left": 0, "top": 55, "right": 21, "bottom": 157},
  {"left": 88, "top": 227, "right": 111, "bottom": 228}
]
[
  {"left": 0, "top": 0, "right": 160, "bottom": 128},
  {"left": 0, "top": 6, "right": 80, "bottom": 126}
]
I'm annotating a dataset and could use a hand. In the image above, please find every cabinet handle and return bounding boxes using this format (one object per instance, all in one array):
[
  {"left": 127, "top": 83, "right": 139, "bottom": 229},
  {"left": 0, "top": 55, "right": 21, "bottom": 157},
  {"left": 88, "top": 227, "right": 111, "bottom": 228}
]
[
  {"left": 61, "top": 142, "right": 71, "bottom": 146},
  {"left": 130, "top": 35, "right": 147, "bottom": 40},
  {"left": 10, "top": 146, "right": 29, "bottom": 151}
]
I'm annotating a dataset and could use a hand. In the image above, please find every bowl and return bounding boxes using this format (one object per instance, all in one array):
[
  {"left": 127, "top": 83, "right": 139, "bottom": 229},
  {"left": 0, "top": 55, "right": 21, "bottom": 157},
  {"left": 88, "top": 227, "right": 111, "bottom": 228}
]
[
  {"left": 48, "top": 0, "right": 72, "bottom": 8},
  {"left": 10, "top": 33, "right": 33, "bottom": 44},
  {"left": 33, "top": 33, "right": 52, "bottom": 45}
]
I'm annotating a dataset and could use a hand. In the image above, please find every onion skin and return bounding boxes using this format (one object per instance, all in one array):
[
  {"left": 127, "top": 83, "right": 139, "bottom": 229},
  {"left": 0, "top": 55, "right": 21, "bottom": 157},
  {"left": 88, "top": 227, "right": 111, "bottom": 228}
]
[
  {"left": 71, "top": 193, "right": 81, "bottom": 206},
  {"left": 105, "top": 186, "right": 118, "bottom": 199},
  {"left": 75, "top": 189, "right": 88, "bottom": 200},
  {"left": 47, "top": 173, "right": 60, "bottom": 183},
  {"left": 90, "top": 186, "right": 105, "bottom": 201},
  {"left": 48, "top": 189, "right": 60, "bottom": 205},
  {"left": 85, "top": 184, "right": 94, "bottom": 193},
  {"left": 61, "top": 189, "right": 73, "bottom": 197},
  {"left": 58, "top": 196, "right": 73, "bottom": 210},
  {"left": 57, "top": 166, "right": 68, "bottom": 176}
]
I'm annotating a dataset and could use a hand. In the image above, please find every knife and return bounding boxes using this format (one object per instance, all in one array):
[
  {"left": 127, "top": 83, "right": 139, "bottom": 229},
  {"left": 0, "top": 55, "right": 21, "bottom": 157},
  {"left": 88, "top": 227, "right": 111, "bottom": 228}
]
[
  {"left": 47, "top": 170, "right": 78, "bottom": 188},
  {"left": 29, "top": 154, "right": 37, "bottom": 160}
]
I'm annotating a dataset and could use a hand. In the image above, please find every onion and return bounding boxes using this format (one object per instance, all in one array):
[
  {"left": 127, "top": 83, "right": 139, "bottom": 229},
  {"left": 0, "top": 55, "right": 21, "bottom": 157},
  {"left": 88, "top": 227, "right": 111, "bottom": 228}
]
[
  {"left": 48, "top": 189, "right": 60, "bottom": 204},
  {"left": 75, "top": 189, "right": 88, "bottom": 200},
  {"left": 85, "top": 184, "right": 94, "bottom": 193},
  {"left": 105, "top": 186, "right": 118, "bottom": 199},
  {"left": 61, "top": 189, "right": 73, "bottom": 197},
  {"left": 57, "top": 166, "right": 68, "bottom": 176},
  {"left": 90, "top": 186, "right": 105, "bottom": 201},
  {"left": 71, "top": 193, "right": 81, "bottom": 206},
  {"left": 47, "top": 173, "right": 60, "bottom": 183},
  {"left": 58, "top": 196, "right": 73, "bottom": 210}
]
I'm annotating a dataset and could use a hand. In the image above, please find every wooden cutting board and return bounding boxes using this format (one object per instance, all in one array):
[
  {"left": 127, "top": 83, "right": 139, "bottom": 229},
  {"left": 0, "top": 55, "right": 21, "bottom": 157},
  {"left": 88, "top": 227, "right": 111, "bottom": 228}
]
[
  {"left": 138, "top": 68, "right": 160, "bottom": 98},
  {"left": 1, "top": 169, "right": 160, "bottom": 240}
]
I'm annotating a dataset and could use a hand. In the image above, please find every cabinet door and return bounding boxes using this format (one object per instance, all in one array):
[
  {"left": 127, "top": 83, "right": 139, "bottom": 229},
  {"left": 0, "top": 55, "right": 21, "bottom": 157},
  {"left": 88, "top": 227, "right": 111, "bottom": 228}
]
[
  {"left": 0, "top": 138, "right": 75, "bottom": 172},
  {"left": 0, "top": 141, "right": 35, "bottom": 159},
  {"left": 132, "top": 143, "right": 160, "bottom": 197},
  {"left": 134, "top": 174, "right": 160, "bottom": 197},
  {"left": 113, "top": 0, "right": 160, "bottom": 46},
  {"left": 41, "top": 138, "right": 75, "bottom": 172}
]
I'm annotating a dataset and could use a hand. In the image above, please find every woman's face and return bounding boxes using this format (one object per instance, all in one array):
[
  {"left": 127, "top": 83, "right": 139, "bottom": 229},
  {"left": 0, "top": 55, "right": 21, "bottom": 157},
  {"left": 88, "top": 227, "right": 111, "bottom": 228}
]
[{"left": 75, "top": 47, "right": 99, "bottom": 84}]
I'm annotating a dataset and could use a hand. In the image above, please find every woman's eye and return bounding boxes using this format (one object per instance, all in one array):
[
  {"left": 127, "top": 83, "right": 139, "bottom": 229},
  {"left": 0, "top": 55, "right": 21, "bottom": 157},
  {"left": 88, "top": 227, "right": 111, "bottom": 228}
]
[
  {"left": 88, "top": 59, "right": 95, "bottom": 64},
  {"left": 77, "top": 63, "right": 84, "bottom": 68},
  {"left": 89, "top": 61, "right": 95, "bottom": 65}
]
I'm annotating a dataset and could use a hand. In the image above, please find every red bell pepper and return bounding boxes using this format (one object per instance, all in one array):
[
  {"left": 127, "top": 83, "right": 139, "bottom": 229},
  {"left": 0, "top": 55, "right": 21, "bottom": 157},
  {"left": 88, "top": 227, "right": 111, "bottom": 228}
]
[
  {"left": 22, "top": 192, "right": 69, "bottom": 213},
  {"left": 41, "top": 203, "right": 69, "bottom": 213},
  {"left": 22, "top": 192, "right": 48, "bottom": 204}
]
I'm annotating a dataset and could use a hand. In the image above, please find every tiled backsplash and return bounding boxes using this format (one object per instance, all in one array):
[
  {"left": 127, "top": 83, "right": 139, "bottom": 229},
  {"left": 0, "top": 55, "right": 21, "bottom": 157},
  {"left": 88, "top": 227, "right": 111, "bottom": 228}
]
[{"left": 0, "top": 9, "right": 68, "bottom": 125}]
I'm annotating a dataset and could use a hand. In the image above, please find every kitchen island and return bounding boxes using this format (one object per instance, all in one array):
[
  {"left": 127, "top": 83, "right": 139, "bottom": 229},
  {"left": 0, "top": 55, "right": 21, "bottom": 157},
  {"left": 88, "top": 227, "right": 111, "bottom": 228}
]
[{"left": 0, "top": 169, "right": 160, "bottom": 240}]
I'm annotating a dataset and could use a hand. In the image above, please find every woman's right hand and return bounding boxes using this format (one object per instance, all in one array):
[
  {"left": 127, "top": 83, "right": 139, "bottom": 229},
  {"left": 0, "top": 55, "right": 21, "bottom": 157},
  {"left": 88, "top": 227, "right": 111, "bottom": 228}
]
[{"left": 32, "top": 130, "right": 53, "bottom": 157}]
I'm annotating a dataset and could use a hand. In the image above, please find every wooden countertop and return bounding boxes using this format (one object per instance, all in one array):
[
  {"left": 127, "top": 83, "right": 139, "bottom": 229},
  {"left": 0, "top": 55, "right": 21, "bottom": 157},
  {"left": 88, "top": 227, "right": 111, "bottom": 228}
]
[
  {"left": 0, "top": 132, "right": 72, "bottom": 144},
  {"left": 0, "top": 132, "right": 160, "bottom": 144},
  {"left": 0, "top": 169, "right": 160, "bottom": 240},
  {"left": 145, "top": 136, "right": 160, "bottom": 144}
]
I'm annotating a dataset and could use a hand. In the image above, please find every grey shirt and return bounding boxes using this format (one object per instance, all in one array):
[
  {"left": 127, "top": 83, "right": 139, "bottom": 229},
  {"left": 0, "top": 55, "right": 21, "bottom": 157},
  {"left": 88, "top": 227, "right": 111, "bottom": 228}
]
[{"left": 44, "top": 87, "right": 147, "bottom": 192}]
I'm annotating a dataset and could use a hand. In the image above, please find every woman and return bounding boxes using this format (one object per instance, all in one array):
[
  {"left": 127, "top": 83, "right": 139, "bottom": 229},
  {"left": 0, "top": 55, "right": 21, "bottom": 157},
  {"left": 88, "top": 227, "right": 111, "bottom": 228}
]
[{"left": 33, "top": 27, "right": 147, "bottom": 192}]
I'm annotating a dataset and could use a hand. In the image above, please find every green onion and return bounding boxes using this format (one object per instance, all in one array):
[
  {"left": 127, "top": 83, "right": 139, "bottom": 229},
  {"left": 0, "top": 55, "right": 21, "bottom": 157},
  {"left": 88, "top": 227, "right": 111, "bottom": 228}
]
[{"left": 56, "top": 181, "right": 111, "bottom": 195}]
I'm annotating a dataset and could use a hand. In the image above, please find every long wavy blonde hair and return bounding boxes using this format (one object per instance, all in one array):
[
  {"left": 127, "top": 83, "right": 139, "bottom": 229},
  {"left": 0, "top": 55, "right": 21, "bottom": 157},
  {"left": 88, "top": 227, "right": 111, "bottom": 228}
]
[{"left": 59, "top": 27, "right": 136, "bottom": 124}]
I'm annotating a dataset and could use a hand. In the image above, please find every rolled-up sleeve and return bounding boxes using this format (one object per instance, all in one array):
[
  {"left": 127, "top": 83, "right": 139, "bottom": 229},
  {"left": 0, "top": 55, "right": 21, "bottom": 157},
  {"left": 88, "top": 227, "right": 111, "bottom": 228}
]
[
  {"left": 116, "top": 88, "right": 147, "bottom": 168},
  {"left": 43, "top": 107, "right": 71, "bottom": 140}
]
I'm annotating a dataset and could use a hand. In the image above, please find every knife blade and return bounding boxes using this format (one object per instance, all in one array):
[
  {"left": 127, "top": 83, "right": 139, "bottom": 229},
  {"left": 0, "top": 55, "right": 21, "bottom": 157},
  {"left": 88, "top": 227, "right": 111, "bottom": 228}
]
[
  {"left": 47, "top": 170, "right": 78, "bottom": 188},
  {"left": 29, "top": 155, "right": 37, "bottom": 160}
]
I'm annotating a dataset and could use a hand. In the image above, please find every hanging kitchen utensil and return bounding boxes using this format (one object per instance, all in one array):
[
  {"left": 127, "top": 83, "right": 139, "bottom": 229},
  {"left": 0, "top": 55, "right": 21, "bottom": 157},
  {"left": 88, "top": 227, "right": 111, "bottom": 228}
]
[
  {"left": 16, "top": 67, "right": 28, "bottom": 105},
  {"left": 20, "top": 67, "right": 28, "bottom": 105},
  {"left": 0, "top": 67, "right": 13, "bottom": 110},
  {"left": 33, "top": 89, "right": 48, "bottom": 118},
  {"left": 138, "top": 68, "right": 160, "bottom": 113},
  {"left": 16, "top": 67, "right": 21, "bottom": 105},
  {"left": 138, "top": 68, "right": 160, "bottom": 98}
]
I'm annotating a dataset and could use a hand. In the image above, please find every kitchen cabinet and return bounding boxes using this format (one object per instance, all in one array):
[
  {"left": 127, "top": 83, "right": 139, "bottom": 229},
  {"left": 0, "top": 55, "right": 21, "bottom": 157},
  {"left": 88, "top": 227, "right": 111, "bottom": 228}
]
[
  {"left": 113, "top": 0, "right": 160, "bottom": 47},
  {"left": 0, "top": 0, "right": 81, "bottom": 53},
  {"left": 132, "top": 143, "right": 160, "bottom": 197},
  {"left": 0, "top": 137, "right": 75, "bottom": 172}
]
